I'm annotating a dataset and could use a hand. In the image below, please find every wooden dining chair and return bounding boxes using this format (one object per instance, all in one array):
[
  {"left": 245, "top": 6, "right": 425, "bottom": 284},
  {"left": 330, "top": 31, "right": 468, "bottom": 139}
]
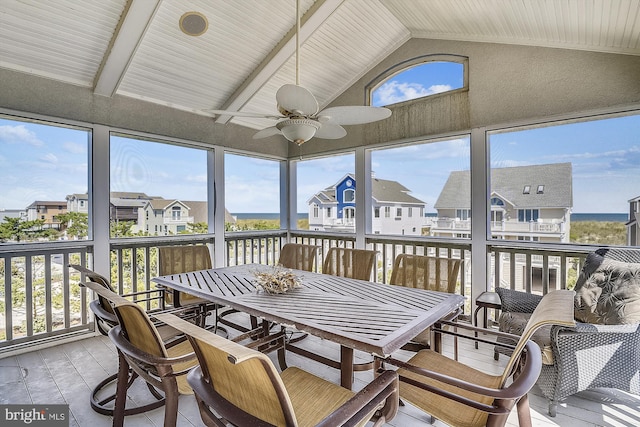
[
  {"left": 82, "top": 280, "right": 198, "bottom": 427},
  {"left": 322, "top": 247, "right": 377, "bottom": 281},
  {"left": 384, "top": 290, "right": 576, "bottom": 427},
  {"left": 389, "top": 254, "right": 462, "bottom": 355},
  {"left": 278, "top": 242, "right": 320, "bottom": 272},
  {"left": 156, "top": 312, "right": 400, "bottom": 427}
]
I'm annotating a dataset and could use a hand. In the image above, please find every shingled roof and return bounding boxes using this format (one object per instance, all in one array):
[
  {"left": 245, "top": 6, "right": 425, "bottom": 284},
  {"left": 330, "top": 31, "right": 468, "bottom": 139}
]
[
  {"left": 310, "top": 174, "right": 424, "bottom": 206},
  {"left": 434, "top": 163, "right": 573, "bottom": 209}
]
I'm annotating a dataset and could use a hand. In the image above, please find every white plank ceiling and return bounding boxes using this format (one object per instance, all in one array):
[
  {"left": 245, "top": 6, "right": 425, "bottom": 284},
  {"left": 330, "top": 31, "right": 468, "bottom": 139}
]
[{"left": 1, "top": 0, "right": 639, "bottom": 130}]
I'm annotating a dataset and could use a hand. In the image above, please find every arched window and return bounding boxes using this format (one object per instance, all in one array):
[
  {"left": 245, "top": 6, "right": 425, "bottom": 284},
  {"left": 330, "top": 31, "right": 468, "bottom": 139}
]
[
  {"left": 344, "top": 188, "right": 355, "bottom": 203},
  {"left": 369, "top": 55, "right": 467, "bottom": 107}
]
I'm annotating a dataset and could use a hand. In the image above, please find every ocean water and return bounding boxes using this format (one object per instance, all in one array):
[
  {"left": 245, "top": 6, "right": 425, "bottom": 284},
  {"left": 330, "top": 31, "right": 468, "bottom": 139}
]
[
  {"left": 570, "top": 213, "right": 627, "bottom": 222},
  {"left": 233, "top": 212, "right": 628, "bottom": 222},
  {"left": 233, "top": 213, "right": 308, "bottom": 220}
]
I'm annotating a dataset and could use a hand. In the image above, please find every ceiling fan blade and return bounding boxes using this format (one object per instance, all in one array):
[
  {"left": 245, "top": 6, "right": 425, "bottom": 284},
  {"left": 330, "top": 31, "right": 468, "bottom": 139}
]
[
  {"left": 252, "top": 126, "right": 282, "bottom": 139},
  {"left": 314, "top": 123, "right": 347, "bottom": 140},
  {"left": 276, "top": 84, "right": 319, "bottom": 116},
  {"left": 205, "top": 109, "right": 284, "bottom": 120},
  {"left": 317, "top": 106, "right": 392, "bottom": 126}
]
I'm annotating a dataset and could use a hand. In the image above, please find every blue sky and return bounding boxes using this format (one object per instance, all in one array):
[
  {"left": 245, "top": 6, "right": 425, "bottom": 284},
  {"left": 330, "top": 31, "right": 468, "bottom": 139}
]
[{"left": 1, "top": 62, "right": 638, "bottom": 215}]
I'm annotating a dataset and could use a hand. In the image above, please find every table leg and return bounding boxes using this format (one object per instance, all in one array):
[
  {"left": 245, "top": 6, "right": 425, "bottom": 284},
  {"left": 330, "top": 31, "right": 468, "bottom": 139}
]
[{"left": 340, "top": 346, "right": 354, "bottom": 389}]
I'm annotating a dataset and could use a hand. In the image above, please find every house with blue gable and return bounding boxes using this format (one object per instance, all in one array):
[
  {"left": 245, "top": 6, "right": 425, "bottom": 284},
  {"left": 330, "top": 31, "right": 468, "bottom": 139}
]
[{"left": 307, "top": 173, "right": 425, "bottom": 235}]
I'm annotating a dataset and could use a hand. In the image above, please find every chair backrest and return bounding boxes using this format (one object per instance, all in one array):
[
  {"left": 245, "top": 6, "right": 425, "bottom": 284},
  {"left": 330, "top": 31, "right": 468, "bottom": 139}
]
[
  {"left": 158, "top": 245, "right": 212, "bottom": 275},
  {"left": 322, "top": 247, "right": 377, "bottom": 281},
  {"left": 158, "top": 245, "right": 212, "bottom": 305},
  {"left": 500, "top": 289, "right": 576, "bottom": 384},
  {"left": 390, "top": 254, "right": 461, "bottom": 293},
  {"left": 112, "top": 297, "right": 169, "bottom": 358},
  {"left": 278, "top": 243, "right": 319, "bottom": 272},
  {"left": 159, "top": 312, "right": 297, "bottom": 426},
  {"left": 69, "top": 264, "right": 118, "bottom": 329},
  {"left": 69, "top": 263, "right": 113, "bottom": 290}
]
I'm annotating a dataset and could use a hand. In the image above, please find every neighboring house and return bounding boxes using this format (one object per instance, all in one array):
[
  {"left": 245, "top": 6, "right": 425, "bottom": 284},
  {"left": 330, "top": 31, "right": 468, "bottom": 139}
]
[
  {"left": 308, "top": 173, "right": 425, "bottom": 235},
  {"left": 432, "top": 163, "right": 573, "bottom": 242},
  {"left": 627, "top": 195, "right": 640, "bottom": 246},
  {"left": 138, "top": 199, "right": 193, "bottom": 235},
  {"left": 136, "top": 199, "right": 236, "bottom": 235},
  {"left": 26, "top": 201, "right": 68, "bottom": 230},
  {"left": 0, "top": 209, "right": 27, "bottom": 221},
  {"left": 67, "top": 192, "right": 159, "bottom": 224},
  {"left": 66, "top": 193, "right": 89, "bottom": 214}
]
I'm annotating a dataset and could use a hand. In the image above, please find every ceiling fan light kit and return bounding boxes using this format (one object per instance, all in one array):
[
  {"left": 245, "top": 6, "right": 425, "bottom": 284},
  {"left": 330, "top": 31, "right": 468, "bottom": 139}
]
[
  {"left": 203, "top": 0, "right": 391, "bottom": 145},
  {"left": 276, "top": 118, "right": 321, "bottom": 146}
]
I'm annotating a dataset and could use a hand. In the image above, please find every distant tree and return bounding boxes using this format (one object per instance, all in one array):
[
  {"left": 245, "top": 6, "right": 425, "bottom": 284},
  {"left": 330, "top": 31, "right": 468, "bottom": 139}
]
[
  {"left": 184, "top": 222, "right": 208, "bottom": 234},
  {"left": 110, "top": 220, "right": 135, "bottom": 237},
  {"left": 0, "top": 216, "right": 48, "bottom": 242},
  {"left": 56, "top": 212, "right": 88, "bottom": 239}
]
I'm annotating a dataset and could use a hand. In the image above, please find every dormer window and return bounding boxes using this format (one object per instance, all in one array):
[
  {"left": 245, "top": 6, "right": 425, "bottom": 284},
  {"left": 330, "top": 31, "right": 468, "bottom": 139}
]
[
  {"left": 537, "top": 185, "right": 544, "bottom": 194},
  {"left": 523, "top": 185, "right": 531, "bottom": 194}
]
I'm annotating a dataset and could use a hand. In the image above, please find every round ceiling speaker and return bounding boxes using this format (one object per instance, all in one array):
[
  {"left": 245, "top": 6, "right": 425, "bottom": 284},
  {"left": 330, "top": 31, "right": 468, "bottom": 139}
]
[{"left": 179, "top": 12, "right": 208, "bottom": 37}]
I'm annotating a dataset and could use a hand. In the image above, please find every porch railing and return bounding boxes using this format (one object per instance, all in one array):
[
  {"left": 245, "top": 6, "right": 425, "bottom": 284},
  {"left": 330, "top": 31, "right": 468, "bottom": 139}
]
[
  {"left": 0, "top": 242, "right": 93, "bottom": 351},
  {"left": 1, "top": 231, "right": 601, "bottom": 354}
]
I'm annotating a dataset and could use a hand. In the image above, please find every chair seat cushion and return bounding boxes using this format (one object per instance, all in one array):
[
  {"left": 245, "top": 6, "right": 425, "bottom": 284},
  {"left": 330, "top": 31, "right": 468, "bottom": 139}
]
[
  {"left": 498, "top": 312, "right": 554, "bottom": 364},
  {"left": 281, "top": 367, "right": 376, "bottom": 427},
  {"left": 574, "top": 258, "right": 640, "bottom": 325},
  {"left": 397, "top": 350, "right": 501, "bottom": 427}
]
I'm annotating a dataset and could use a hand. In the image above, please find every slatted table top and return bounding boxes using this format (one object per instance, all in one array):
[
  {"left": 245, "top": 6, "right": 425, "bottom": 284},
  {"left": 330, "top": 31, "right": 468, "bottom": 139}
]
[{"left": 153, "top": 264, "right": 465, "bottom": 357}]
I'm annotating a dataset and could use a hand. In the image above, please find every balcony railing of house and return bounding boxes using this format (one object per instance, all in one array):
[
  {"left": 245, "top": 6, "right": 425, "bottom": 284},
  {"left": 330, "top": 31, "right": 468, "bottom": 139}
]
[
  {"left": 435, "top": 218, "right": 564, "bottom": 234},
  {"left": 164, "top": 216, "right": 195, "bottom": 224},
  {"left": 1, "top": 231, "right": 598, "bottom": 355}
]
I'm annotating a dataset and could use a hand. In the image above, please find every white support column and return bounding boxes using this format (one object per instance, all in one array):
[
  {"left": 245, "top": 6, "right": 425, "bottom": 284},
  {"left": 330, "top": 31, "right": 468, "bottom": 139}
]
[
  {"left": 91, "top": 125, "right": 111, "bottom": 278},
  {"left": 355, "top": 147, "right": 368, "bottom": 248},
  {"left": 212, "top": 149, "right": 226, "bottom": 267},
  {"left": 285, "top": 159, "right": 297, "bottom": 240},
  {"left": 470, "top": 127, "right": 490, "bottom": 313}
]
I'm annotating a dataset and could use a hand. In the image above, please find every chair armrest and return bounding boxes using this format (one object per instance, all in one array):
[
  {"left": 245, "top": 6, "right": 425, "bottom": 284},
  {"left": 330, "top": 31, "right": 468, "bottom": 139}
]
[
  {"left": 108, "top": 325, "right": 197, "bottom": 375},
  {"left": 384, "top": 340, "right": 542, "bottom": 415},
  {"left": 315, "top": 370, "right": 399, "bottom": 427},
  {"left": 496, "top": 288, "right": 542, "bottom": 313},
  {"left": 435, "top": 319, "right": 523, "bottom": 345}
]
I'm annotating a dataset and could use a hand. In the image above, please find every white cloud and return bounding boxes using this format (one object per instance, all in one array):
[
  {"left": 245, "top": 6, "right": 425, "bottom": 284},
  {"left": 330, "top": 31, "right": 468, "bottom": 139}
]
[
  {"left": 40, "top": 153, "right": 58, "bottom": 164},
  {"left": 374, "top": 81, "right": 453, "bottom": 105},
  {"left": 0, "top": 125, "right": 44, "bottom": 146},
  {"left": 186, "top": 174, "right": 207, "bottom": 183},
  {"left": 63, "top": 141, "right": 86, "bottom": 154}
]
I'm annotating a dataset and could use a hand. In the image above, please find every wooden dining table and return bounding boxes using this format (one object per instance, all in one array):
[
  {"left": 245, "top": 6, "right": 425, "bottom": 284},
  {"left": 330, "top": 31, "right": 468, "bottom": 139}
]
[{"left": 152, "top": 263, "right": 465, "bottom": 389}]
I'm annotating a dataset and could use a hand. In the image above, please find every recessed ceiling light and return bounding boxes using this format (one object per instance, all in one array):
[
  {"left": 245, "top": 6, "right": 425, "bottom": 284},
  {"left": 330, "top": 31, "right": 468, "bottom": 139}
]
[{"left": 179, "top": 12, "right": 208, "bottom": 37}]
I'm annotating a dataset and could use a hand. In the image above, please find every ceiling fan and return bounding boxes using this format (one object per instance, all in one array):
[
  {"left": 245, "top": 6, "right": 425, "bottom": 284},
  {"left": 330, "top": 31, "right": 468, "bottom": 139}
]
[{"left": 204, "top": 0, "right": 391, "bottom": 146}]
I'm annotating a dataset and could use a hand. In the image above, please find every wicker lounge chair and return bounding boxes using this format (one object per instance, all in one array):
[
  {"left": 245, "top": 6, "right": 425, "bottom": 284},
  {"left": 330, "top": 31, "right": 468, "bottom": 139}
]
[
  {"left": 322, "top": 247, "right": 377, "bottom": 281},
  {"left": 156, "top": 312, "right": 400, "bottom": 427},
  {"left": 385, "top": 289, "right": 576, "bottom": 427},
  {"left": 495, "top": 247, "right": 640, "bottom": 416}
]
